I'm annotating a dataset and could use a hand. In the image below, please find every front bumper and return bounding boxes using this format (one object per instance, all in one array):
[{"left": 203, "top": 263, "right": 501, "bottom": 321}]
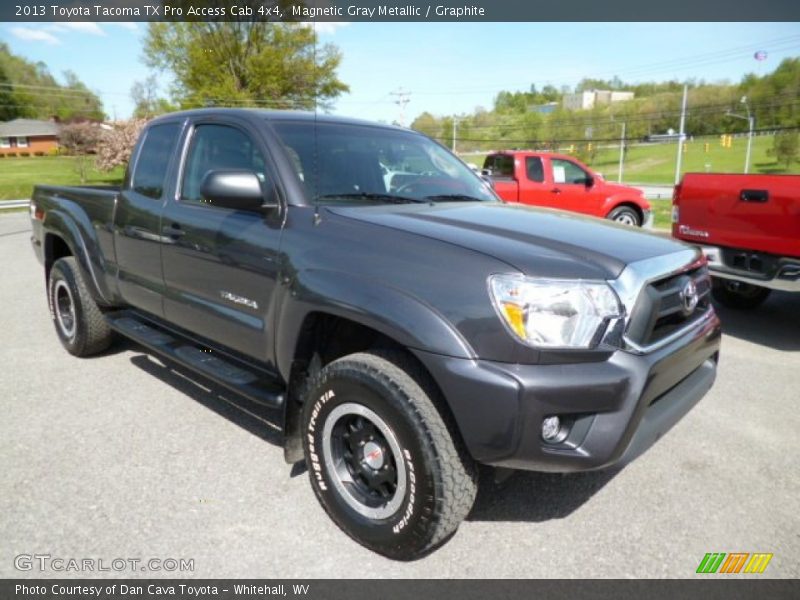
[
  {"left": 699, "top": 245, "right": 800, "bottom": 293},
  {"left": 415, "top": 308, "right": 721, "bottom": 472}
]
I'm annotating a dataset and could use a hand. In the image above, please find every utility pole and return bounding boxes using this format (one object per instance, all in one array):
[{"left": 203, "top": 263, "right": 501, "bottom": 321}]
[
  {"left": 390, "top": 88, "right": 411, "bottom": 127},
  {"left": 726, "top": 97, "right": 754, "bottom": 174},
  {"left": 452, "top": 117, "right": 458, "bottom": 153},
  {"left": 617, "top": 121, "right": 626, "bottom": 183},
  {"left": 674, "top": 84, "right": 688, "bottom": 185}
]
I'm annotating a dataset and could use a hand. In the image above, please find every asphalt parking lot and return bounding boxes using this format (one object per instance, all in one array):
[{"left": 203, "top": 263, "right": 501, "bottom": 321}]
[{"left": 1, "top": 210, "right": 798, "bottom": 578}]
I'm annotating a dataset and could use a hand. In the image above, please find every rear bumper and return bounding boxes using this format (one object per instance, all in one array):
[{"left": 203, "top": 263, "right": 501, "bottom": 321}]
[
  {"left": 415, "top": 309, "right": 721, "bottom": 472},
  {"left": 699, "top": 244, "right": 800, "bottom": 293}
]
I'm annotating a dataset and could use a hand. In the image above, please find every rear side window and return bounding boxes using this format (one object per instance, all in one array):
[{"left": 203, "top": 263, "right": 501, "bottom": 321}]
[
  {"left": 131, "top": 123, "right": 181, "bottom": 199},
  {"left": 525, "top": 157, "right": 544, "bottom": 182},
  {"left": 483, "top": 154, "right": 514, "bottom": 178}
]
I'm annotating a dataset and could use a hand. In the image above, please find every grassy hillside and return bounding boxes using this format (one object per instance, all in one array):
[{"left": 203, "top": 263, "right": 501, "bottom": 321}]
[
  {"left": 461, "top": 134, "right": 799, "bottom": 185},
  {"left": 0, "top": 156, "right": 124, "bottom": 200}
]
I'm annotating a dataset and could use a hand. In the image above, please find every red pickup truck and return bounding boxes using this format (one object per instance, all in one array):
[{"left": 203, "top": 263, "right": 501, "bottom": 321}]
[
  {"left": 483, "top": 151, "right": 651, "bottom": 227},
  {"left": 673, "top": 173, "right": 800, "bottom": 308}
]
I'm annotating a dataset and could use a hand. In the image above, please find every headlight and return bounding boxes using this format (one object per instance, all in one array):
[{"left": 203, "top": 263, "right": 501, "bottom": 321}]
[{"left": 489, "top": 274, "right": 623, "bottom": 349}]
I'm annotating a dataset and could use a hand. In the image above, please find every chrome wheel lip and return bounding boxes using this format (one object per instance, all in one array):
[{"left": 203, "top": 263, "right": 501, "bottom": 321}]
[
  {"left": 53, "top": 279, "right": 76, "bottom": 340},
  {"left": 322, "top": 402, "right": 407, "bottom": 520}
]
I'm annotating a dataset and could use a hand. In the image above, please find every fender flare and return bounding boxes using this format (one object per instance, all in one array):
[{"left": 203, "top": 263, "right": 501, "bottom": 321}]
[
  {"left": 42, "top": 208, "right": 113, "bottom": 305},
  {"left": 274, "top": 268, "right": 475, "bottom": 381}
]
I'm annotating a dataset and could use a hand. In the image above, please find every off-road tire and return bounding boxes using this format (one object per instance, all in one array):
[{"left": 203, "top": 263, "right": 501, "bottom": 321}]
[
  {"left": 48, "top": 257, "right": 113, "bottom": 356},
  {"left": 301, "top": 350, "right": 477, "bottom": 560}
]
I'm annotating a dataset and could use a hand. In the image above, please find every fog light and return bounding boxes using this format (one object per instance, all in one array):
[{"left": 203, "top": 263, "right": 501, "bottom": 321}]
[{"left": 541, "top": 416, "right": 561, "bottom": 442}]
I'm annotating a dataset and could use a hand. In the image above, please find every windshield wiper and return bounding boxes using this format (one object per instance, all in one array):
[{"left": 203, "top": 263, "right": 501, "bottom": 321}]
[
  {"left": 316, "top": 192, "right": 427, "bottom": 204},
  {"left": 425, "top": 194, "right": 486, "bottom": 202}
]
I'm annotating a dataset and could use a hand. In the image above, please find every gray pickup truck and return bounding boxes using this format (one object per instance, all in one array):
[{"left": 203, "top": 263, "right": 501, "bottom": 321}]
[{"left": 30, "top": 109, "right": 721, "bottom": 559}]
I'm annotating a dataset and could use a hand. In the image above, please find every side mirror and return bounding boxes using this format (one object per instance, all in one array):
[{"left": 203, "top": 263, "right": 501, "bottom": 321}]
[
  {"left": 584, "top": 175, "right": 595, "bottom": 188},
  {"left": 199, "top": 170, "right": 278, "bottom": 212},
  {"left": 480, "top": 174, "right": 495, "bottom": 189}
]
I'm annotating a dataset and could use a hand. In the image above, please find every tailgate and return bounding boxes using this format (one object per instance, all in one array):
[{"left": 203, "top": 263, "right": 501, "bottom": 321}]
[{"left": 675, "top": 174, "right": 800, "bottom": 258}]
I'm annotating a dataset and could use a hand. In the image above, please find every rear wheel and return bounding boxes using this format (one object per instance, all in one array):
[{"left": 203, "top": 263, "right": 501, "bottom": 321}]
[
  {"left": 607, "top": 205, "right": 641, "bottom": 227},
  {"left": 711, "top": 278, "right": 771, "bottom": 310},
  {"left": 301, "top": 350, "right": 477, "bottom": 560},
  {"left": 48, "top": 257, "right": 113, "bottom": 356}
]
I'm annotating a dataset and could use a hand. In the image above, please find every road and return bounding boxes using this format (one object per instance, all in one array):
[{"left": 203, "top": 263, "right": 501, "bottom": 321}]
[{"left": 1, "top": 211, "right": 797, "bottom": 578}]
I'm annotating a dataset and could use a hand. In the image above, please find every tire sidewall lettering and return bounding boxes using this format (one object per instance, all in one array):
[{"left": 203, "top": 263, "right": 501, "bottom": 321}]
[{"left": 304, "top": 379, "right": 430, "bottom": 540}]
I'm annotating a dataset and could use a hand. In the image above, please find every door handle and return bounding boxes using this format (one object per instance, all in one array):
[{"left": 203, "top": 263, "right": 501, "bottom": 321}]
[
  {"left": 551, "top": 188, "right": 562, "bottom": 194},
  {"left": 740, "top": 189, "right": 768, "bottom": 203}
]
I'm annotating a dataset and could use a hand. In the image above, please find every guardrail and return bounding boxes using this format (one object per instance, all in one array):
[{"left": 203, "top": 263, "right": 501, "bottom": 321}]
[{"left": 0, "top": 200, "right": 29, "bottom": 210}]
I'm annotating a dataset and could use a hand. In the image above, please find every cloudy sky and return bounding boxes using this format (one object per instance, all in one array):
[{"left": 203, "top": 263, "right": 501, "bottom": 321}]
[{"left": 3, "top": 21, "right": 799, "bottom": 122}]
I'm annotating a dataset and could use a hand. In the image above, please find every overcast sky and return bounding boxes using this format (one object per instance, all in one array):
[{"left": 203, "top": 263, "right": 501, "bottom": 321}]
[{"left": 3, "top": 22, "right": 799, "bottom": 122}]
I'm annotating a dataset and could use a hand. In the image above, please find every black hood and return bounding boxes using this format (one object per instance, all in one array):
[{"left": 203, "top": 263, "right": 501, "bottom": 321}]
[{"left": 330, "top": 202, "right": 688, "bottom": 280}]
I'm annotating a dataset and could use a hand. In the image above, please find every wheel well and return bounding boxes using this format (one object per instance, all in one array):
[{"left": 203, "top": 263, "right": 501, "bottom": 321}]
[
  {"left": 282, "top": 312, "right": 463, "bottom": 464},
  {"left": 44, "top": 234, "right": 72, "bottom": 282},
  {"left": 610, "top": 202, "right": 644, "bottom": 223}
]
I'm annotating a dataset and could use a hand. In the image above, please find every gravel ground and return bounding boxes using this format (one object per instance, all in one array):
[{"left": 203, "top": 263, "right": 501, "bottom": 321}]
[{"left": 1, "top": 211, "right": 797, "bottom": 579}]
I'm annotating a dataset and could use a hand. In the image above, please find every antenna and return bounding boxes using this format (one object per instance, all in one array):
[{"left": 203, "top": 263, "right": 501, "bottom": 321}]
[{"left": 390, "top": 88, "right": 411, "bottom": 127}]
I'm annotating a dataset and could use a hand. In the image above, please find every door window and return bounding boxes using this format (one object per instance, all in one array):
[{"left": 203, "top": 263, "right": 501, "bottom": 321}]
[
  {"left": 181, "top": 124, "right": 269, "bottom": 204},
  {"left": 131, "top": 123, "right": 181, "bottom": 199},
  {"left": 525, "top": 157, "right": 544, "bottom": 182},
  {"left": 483, "top": 154, "right": 514, "bottom": 178},
  {"left": 551, "top": 159, "right": 591, "bottom": 185}
]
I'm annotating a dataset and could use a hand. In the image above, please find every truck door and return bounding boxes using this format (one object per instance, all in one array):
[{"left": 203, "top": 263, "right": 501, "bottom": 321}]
[
  {"left": 546, "top": 157, "right": 605, "bottom": 215},
  {"left": 114, "top": 121, "right": 184, "bottom": 317},
  {"left": 160, "top": 120, "right": 283, "bottom": 364},
  {"left": 519, "top": 156, "right": 549, "bottom": 204}
]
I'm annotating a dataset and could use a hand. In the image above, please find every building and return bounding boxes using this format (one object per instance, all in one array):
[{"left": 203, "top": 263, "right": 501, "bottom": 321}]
[
  {"left": 562, "top": 90, "right": 635, "bottom": 111},
  {"left": 0, "top": 119, "right": 60, "bottom": 156}
]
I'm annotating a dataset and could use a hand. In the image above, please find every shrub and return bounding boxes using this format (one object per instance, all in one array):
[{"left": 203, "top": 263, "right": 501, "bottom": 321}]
[
  {"left": 34, "top": 151, "right": 45, "bottom": 157},
  {"left": 19, "top": 151, "right": 30, "bottom": 157},
  {"left": 6, "top": 152, "right": 17, "bottom": 158},
  {"left": 96, "top": 118, "right": 147, "bottom": 172}
]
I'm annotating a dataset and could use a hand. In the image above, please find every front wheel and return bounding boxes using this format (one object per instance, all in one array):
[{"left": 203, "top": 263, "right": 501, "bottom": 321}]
[
  {"left": 301, "top": 351, "right": 477, "bottom": 560},
  {"left": 711, "top": 278, "right": 771, "bottom": 309},
  {"left": 607, "top": 205, "right": 641, "bottom": 227}
]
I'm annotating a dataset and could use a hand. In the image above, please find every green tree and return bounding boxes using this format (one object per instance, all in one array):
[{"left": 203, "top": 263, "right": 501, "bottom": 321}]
[
  {"left": 411, "top": 112, "right": 440, "bottom": 138},
  {"left": 768, "top": 131, "right": 800, "bottom": 168},
  {"left": 131, "top": 75, "right": 176, "bottom": 118},
  {"left": 0, "top": 64, "right": 21, "bottom": 121},
  {"left": 143, "top": 22, "right": 348, "bottom": 111},
  {"left": 0, "top": 43, "right": 104, "bottom": 120}
]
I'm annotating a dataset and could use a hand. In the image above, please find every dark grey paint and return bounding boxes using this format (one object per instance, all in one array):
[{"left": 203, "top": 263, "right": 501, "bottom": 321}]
[{"left": 30, "top": 108, "right": 721, "bottom": 472}]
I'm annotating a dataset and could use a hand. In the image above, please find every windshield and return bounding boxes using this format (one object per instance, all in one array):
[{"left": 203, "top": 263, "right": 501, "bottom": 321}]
[{"left": 269, "top": 120, "right": 497, "bottom": 205}]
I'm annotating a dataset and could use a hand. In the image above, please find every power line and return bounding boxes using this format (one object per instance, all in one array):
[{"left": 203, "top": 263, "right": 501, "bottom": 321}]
[
  {"left": 431, "top": 125, "right": 800, "bottom": 145},
  {"left": 411, "top": 35, "right": 800, "bottom": 95}
]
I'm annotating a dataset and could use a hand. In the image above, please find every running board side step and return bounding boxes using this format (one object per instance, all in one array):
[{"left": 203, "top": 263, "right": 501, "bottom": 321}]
[{"left": 106, "top": 311, "right": 285, "bottom": 410}]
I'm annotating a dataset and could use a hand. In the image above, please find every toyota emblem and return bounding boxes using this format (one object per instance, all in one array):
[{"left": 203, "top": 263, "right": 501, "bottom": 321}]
[{"left": 680, "top": 280, "right": 699, "bottom": 314}]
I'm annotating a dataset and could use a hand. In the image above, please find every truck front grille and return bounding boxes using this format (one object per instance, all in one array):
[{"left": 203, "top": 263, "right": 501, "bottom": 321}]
[{"left": 625, "top": 265, "right": 712, "bottom": 348}]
